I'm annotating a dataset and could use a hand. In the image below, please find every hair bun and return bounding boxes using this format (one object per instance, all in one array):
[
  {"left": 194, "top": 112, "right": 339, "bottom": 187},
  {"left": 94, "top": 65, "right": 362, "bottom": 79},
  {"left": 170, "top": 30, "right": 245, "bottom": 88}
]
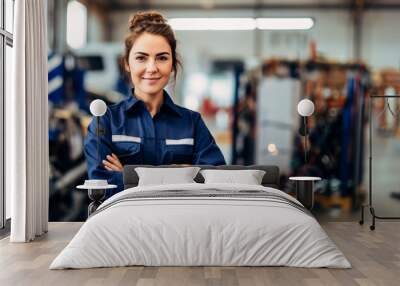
[{"left": 129, "top": 11, "right": 167, "bottom": 31}]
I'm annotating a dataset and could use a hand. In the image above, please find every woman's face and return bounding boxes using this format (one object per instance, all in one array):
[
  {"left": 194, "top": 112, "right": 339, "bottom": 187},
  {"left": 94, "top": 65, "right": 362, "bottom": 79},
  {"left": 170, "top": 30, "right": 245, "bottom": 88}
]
[{"left": 126, "top": 32, "right": 173, "bottom": 97}]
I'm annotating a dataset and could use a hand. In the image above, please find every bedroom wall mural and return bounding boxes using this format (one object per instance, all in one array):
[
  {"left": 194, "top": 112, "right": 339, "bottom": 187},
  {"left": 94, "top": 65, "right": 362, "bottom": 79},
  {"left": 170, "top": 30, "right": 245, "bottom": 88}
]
[{"left": 46, "top": 1, "right": 400, "bottom": 223}]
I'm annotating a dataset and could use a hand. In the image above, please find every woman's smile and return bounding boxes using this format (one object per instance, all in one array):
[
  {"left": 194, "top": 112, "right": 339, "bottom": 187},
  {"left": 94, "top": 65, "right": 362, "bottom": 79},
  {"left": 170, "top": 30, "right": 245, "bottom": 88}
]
[{"left": 142, "top": 76, "right": 161, "bottom": 81}]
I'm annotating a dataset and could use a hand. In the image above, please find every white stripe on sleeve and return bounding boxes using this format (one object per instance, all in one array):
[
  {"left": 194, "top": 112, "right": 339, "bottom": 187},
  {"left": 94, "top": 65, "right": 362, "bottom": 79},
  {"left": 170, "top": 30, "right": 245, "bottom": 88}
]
[
  {"left": 112, "top": 135, "right": 141, "bottom": 143},
  {"left": 165, "top": 138, "right": 194, "bottom": 145}
]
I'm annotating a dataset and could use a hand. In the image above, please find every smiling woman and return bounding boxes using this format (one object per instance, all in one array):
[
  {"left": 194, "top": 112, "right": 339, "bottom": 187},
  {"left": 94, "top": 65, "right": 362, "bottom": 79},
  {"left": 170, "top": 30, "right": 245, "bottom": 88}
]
[{"left": 83, "top": 11, "right": 226, "bottom": 197}]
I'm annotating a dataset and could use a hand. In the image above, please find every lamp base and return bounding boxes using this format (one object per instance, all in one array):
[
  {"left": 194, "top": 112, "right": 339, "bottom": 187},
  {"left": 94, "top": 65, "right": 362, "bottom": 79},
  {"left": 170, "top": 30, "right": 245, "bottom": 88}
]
[
  {"left": 296, "top": 181, "right": 314, "bottom": 210},
  {"left": 87, "top": 189, "right": 106, "bottom": 216},
  {"left": 289, "top": 176, "right": 321, "bottom": 210}
]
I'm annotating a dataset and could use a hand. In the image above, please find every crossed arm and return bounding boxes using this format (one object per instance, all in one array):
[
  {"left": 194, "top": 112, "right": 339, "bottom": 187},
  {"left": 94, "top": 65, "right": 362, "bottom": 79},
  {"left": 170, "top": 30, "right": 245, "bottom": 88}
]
[{"left": 102, "top": 153, "right": 190, "bottom": 172}]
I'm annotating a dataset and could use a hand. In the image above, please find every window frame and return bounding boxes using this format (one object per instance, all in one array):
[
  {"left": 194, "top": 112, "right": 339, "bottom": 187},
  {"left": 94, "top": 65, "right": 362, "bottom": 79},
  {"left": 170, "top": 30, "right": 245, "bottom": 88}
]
[{"left": 1, "top": 0, "right": 14, "bottom": 232}]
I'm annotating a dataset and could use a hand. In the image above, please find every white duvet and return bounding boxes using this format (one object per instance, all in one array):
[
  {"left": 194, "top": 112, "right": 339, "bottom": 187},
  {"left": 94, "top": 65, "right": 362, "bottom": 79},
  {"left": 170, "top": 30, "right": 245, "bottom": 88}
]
[{"left": 50, "top": 183, "right": 351, "bottom": 269}]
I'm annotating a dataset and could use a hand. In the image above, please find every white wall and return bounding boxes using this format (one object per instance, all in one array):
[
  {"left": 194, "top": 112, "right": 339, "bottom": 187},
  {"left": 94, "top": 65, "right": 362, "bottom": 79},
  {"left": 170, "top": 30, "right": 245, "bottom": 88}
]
[
  {"left": 93, "top": 8, "right": 400, "bottom": 71},
  {"left": 87, "top": 10, "right": 106, "bottom": 43},
  {"left": 106, "top": 9, "right": 355, "bottom": 105},
  {"left": 363, "top": 11, "right": 400, "bottom": 69},
  {"left": 258, "top": 9, "right": 354, "bottom": 62},
  {"left": 109, "top": 9, "right": 354, "bottom": 67},
  {"left": 98, "top": 8, "right": 400, "bottom": 101}
]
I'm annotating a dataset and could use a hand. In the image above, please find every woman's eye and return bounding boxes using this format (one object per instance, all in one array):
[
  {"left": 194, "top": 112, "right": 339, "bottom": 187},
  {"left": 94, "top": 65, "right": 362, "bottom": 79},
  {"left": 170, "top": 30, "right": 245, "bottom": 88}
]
[
  {"left": 136, "top": 56, "right": 146, "bottom": 61},
  {"left": 158, "top": 56, "right": 168, "bottom": 61}
]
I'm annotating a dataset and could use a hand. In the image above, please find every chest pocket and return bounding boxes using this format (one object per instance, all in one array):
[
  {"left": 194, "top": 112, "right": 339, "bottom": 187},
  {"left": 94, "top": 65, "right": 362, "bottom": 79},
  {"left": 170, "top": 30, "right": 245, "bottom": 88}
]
[
  {"left": 164, "top": 138, "right": 194, "bottom": 164},
  {"left": 112, "top": 135, "right": 142, "bottom": 165}
]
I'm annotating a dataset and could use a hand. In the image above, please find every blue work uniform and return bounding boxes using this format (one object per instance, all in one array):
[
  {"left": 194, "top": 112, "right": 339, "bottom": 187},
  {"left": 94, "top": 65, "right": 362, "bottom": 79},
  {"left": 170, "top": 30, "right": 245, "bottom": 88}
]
[{"left": 84, "top": 89, "right": 226, "bottom": 197}]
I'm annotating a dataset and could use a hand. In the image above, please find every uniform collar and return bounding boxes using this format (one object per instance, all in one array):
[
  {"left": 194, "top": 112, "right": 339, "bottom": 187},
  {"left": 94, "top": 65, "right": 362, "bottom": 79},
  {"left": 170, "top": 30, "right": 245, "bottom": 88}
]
[
  {"left": 124, "top": 89, "right": 140, "bottom": 111},
  {"left": 124, "top": 89, "right": 182, "bottom": 117},
  {"left": 162, "top": 90, "right": 183, "bottom": 117}
]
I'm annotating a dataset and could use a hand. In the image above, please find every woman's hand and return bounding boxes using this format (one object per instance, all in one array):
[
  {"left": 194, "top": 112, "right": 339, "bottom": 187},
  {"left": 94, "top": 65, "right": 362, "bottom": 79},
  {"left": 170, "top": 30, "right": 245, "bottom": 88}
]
[{"left": 102, "top": 153, "right": 123, "bottom": 172}]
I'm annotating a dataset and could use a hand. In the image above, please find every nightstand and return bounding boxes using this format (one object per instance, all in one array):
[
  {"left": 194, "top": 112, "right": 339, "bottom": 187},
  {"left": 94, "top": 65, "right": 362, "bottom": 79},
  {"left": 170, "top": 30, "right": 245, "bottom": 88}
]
[
  {"left": 77, "top": 180, "right": 117, "bottom": 216},
  {"left": 289, "top": 177, "right": 321, "bottom": 210}
]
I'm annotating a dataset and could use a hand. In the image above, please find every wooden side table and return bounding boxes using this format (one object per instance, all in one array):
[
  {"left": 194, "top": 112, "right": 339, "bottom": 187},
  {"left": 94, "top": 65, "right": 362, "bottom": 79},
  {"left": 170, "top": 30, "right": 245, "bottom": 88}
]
[
  {"left": 289, "top": 176, "right": 321, "bottom": 210},
  {"left": 77, "top": 181, "right": 117, "bottom": 216}
]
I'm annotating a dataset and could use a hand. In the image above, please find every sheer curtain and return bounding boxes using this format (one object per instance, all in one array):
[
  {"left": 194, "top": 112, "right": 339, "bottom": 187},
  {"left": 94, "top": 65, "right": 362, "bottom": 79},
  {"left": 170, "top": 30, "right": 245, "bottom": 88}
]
[{"left": 7, "top": 0, "right": 49, "bottom": 242}]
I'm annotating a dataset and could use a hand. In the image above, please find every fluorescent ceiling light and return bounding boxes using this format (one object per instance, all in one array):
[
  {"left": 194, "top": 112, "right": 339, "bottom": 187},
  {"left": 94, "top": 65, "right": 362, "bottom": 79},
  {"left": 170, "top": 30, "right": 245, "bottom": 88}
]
[
  {"left": 168, "top": 18, "right": 256, "bottom": 30},
  {"left": 66, "top": 1, "right": 87, "bottom": 49},
  {"left": 256, "top": 18, "right": 314, "bottom": 30},
  {"left": 168, "top": 17, "right": 314, "bottom": 31}
]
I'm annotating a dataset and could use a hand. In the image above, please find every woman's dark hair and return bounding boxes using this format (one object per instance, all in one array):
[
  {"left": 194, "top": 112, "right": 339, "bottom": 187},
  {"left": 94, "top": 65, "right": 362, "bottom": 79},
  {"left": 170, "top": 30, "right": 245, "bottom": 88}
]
[{"left": 123, "top": 11, "right": 181, "bottom": 81}]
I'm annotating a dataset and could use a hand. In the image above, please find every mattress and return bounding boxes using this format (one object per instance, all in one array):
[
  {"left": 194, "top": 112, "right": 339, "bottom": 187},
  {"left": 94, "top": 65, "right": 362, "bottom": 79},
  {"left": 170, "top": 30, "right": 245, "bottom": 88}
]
[{"left": 50, "top": 183, "right": 351, "bottom": 269}]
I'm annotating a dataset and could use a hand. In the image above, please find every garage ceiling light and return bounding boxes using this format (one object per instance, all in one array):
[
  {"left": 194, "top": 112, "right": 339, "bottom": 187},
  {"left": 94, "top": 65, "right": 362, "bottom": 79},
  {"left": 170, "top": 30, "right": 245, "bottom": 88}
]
[
  {"left": 66, "top": 0, "right": 87, "bottom": 49},
  {"left": 168, "top": 18, "right": 256, "bottom": 30},
  {"left": 256, "top": 18, "right": 314, "bottom": 30},
  {"left": 168, "top": 17, "right": 314, "bottom": 31}
]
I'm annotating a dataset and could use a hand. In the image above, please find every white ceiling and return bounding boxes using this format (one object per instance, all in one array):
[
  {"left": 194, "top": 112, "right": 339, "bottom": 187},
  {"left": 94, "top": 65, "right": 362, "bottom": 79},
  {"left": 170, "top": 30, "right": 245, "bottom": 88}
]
[
  {"left": 108, "top": 0, "right": 351, "bottom": 6},
  {"left": 88, "top": 0, "right": 400, "bottom": 11}
]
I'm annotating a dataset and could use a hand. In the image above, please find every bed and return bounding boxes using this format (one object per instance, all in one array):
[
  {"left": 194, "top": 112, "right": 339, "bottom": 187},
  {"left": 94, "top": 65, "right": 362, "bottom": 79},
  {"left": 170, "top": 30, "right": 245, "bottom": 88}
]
[{"left": 50, "top": 165, "right": 351, "bottom": 269}]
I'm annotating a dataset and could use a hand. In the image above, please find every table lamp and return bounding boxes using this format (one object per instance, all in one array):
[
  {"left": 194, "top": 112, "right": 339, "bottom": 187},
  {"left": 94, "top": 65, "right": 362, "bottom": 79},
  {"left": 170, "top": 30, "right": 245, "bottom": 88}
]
[
  {"left": 290, "top": 99, "right": 318, "bottom": 210},
  {"left": 77, "top": 99, "right": 115, "bottom": 216},
  {"left": 297, "top": 99, "right": 315, "bottom": 164}
]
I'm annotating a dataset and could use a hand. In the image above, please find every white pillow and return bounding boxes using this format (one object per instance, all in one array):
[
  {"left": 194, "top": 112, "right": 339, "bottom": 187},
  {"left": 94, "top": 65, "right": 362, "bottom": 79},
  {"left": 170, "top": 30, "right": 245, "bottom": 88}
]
[
  {"left": 135, "top": 167, "right": 201, "bottom": 186},
  {"left": 200, "top": 169, "right": 266, "bottom": 185}
]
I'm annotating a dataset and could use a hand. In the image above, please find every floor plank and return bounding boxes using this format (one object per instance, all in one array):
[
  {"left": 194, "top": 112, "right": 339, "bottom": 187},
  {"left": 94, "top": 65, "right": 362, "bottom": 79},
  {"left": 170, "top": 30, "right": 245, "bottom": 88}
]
[{"left": 0, "top": 221, "right": 399, "bottom": 286}]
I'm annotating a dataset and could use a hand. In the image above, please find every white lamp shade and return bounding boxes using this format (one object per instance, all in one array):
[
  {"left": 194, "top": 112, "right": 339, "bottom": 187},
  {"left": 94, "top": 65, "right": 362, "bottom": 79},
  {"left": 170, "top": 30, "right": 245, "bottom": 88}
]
[
  {"left": 297, "top": 99, "right": 315, "bottom": 117},
  {"left": 90, "top": 99, "right": 107, "bottom": 117}
]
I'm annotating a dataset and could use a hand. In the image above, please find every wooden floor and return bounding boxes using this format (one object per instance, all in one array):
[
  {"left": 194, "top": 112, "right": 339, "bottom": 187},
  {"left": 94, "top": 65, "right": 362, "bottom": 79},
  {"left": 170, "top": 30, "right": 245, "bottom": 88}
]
[{"left": 0, "top": 221, "right": 399, "bottom": 286}]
